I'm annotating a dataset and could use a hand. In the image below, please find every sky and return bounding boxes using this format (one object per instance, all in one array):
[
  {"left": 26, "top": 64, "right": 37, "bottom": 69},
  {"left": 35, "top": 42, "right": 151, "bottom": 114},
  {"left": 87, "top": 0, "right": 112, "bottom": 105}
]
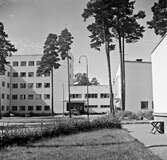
[{"left": 0, "top": 0, "right": 161, "bottom": 84}]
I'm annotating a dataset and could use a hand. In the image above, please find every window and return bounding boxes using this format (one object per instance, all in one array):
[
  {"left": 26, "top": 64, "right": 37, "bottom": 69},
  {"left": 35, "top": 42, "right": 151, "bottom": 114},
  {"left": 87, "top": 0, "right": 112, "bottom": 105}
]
[
  {"left": 6, "top": 106, "right": 9, "bottom": 111},
  {"left": 44, "top": 83, "right": 50, "bottom": 88},
  {"left": 28, "top": 83, "right": 33, "bottom": 88},
  {"left": 20, "top": 72, "right": 26, "bottom": 77},
  {"left": 7, "top": 72, "right": 10, "bottom": 77},
  {"left": 7, "top": 94, "right": 10, "bottom": 100},
  {"left": 20, "top": 94, "right": 26, "bottom": 100},
  {"left": 36, "top": 94, "right": 42, "bottom": 100},
  {"left": 12, "top": 94, "right": 18, "bottom": 100},
  {"left": 12, "top": 83, "right": 18, "bottom": 88},
  {"left": 13, "top": 72, "right": 18, "bottom": 77},
  {"left": 20, "top": 106, "right": 25, "bottom": 111},
  {"left": 7, "top": 83, "right": 10, "bottom": 88},
  {"left": 13, "top": 61, "right": 18, "bottom": 66},
  {"left": 36, "top": 72, "right": 41, "bottom": 77},
  {"left": 44, "top": 94, "right": 50, "bottom": 99},
  {"left": 70, "top": 94, "right": 82, "bottom": 99},
  {"left": 36, "top": 61, "right": 40, "bottom": 66},
  {"left": 85, "top": 105, "right": 98, "bottom": 108},
  {"left": 44, "top": 72, "right": 50, "bottom": 77},
  {"left": 101, "top": 105, "right": 110, "bottom": 108},
  {"left": 36, "top": 105, "right": 42, "bottom": 111},
  {"left": 100, "top": 93, "right": 110, "bottom": 98},
  {"left": 1, "top": 105, "right": 4, "bottom": 111},
  {"left": 21, "top": 61, "right": 26, "bottom": 66},
  {"left": 44, "top": 105, "right": 50, "bottom": 111},
  {"left": 85, "top": 93, "right": 98, "bottom": 99},
  {"left": 28, "top": 72, "right": 34, "bottom": 77},
  {"left": 28, "top": 106, "right": 33, "bottom": 111},
  {"left": 12, "top": 106, "right": 17, "bottom": 111},
  {"left": 36, "top": 83, "right": 42, "bottom": 88},
  {"left": 141, "top": 101, "right": 148, "bottom": 109},
  {"left": 2, "top": 81, "right": 5, "bottom": 87},
  {"left": 28, "top": 61, "right": 34, "bottom": 66},
  {"left": 28, "top": 94, "right": 34, "bottom": 100},
  {"left": 2, "top": 93, "right": 5, "bottom": 99},
  {"left": 20, "top": 83, "right": 26, "bottom": 88}
]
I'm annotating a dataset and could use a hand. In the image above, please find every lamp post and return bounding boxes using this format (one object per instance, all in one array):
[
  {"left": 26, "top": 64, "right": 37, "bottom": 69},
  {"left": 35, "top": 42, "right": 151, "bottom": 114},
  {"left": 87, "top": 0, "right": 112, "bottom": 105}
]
[{"left": 79, "top": 55, "right": 89, "bottom": 120}]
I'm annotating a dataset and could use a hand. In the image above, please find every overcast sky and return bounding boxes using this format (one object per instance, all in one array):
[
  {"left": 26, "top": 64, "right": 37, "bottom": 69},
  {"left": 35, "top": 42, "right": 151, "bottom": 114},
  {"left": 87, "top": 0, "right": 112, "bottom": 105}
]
[{"left": 0, "top": 0, "right": 161, "bottom": 84}]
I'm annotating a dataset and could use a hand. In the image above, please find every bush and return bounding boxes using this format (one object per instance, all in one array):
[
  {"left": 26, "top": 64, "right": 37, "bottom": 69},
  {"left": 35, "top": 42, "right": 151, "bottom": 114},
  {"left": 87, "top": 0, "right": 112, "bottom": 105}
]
[
  {"left": 137, "top": 111, "right": 153, "bottom": 120},
  {"left": 116, "top": 111, "right": 141, "bottom": 120},
  {"left": 0, "top": 116, "right": 121, "bottom": 149}
]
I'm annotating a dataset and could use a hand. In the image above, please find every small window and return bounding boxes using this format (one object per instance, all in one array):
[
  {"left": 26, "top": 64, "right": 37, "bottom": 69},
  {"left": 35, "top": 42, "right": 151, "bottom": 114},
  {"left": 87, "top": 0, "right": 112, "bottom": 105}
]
[
  {"left": 28, "top": 94, "right": 34, "bottom": 100},
  {"left": 100, "top": 93, "right": 110, "bottom": 98},
  {"left": 2, "top": 93, "right": 5, "bottom": 99},
  {"left": 27, "top": 83, "right": 33, "bottom": 88},
  {"left": 36, "top": 83, "right": 42, "bottom": 88},
  {"left": 20, "top": 83, "right": 26, "bottom": 88},
  {"left": 21, "top": 61, "right": 26, "bottom": 66},
  {"left": 44, "top": 94, "right": 50, "bottom": 99},
  {"left": 1, "top": 105, "right": 4, "bottom": 111},
  {"left": 44, "top": 105, "right": 50, "bottom": 111},
  {"left": 13, "top": 72, "right": 18, "bottom": 77},
  {"left": 44, "top": 83, "right": 50, "bottom": 88},
  {"left": 12, "top": 106, "right": 17, "bottom": 111},
  {"left": 20, "top": 94, "right": 26, "bottom": 100},
  {"left": 12, "top": 83, "right": 18, "bottom": 88},
  {"left": 13, "top": 61, "right": 18, "bottom": 66},
  {"left": 28, "top": 61, "right": 34, "bottom": 66},
  {"left": 28, "top": 106, "right": 33, "bottom": 111},
  {"left": 7, "top": 94, "right": 10, "bottom": 100},
  {"left": 36, "top": 105, "right": 42, "bottom": 111},
  {"left": 2, "top": 81, "right": 5, "bottom": 87},
  {"left": 20, "top": 72, "right": 26, "bottom": 77},
  {"left": 36, "top": 61, "right": 40, "bottom": 66},
  {"left": 12, "top": 94, "right": 18, "bottom": 100},
  {"left": 20, "top": 106, "right": 25, "bottom": 111},
  {"left": 27, "top": 83, "right": 34, "bottom": 88},
  {"left": 7, "top": 72, "right": 10, "bottom": 77},
  {"left": 141, "top": 101, "right": 148, "bottom": 109},
  {"left": 7, "top": 83, "right": 10, "bottom": 88},
  {"left": 36, "top": 72, "right": 42, "bottom": 77},
  {"left": 36, "top": 94, "right": 42, "bottom": 100},
  {"left": 28, "top": 72, "right": 34, "bottom": 77},
  {"left": 44, "top": 72, "right": 50, "bottom": 77}
]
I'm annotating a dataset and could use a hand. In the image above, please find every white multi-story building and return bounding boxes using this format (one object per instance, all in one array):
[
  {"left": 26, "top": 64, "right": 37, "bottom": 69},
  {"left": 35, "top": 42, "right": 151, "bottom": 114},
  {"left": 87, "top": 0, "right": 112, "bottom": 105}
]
[
  {"left": 115, "top": 60, "right": 153, "bottom": 112},
  {"left": 0, "top": 54, "right": 73, "bottom": 116},
  {"left": 70, "top": 85, "right": 110, "bottom": 113}
]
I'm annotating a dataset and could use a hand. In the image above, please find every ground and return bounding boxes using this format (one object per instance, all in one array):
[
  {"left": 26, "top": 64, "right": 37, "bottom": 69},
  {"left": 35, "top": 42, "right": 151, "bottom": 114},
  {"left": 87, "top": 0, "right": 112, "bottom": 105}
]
[{"left": 0, "top": 128, "right": 161, "bottom": 160}]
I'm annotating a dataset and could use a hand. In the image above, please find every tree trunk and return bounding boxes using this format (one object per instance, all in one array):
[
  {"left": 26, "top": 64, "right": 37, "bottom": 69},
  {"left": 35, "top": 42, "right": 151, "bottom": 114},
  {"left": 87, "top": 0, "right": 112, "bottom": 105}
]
[
  {"left": 67, "top": 55, "right": 72, "bottom": 118},
  {"left": 105, "top": 40, "right": 115, "bottom": 116},
  {"left": 122, "top": 35, "right": 126, "bottom": 111},
  {"left": 118, "top": 34, "right": 124, "bottom": 111},
  {"left": 51, "top": 68, "right": 54, "bottom": 116}
]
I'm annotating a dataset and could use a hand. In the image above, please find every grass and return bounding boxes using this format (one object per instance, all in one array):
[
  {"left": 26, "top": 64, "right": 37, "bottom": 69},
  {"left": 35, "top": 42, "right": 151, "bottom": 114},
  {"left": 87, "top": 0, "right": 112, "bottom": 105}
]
[{"left": 0, "top": 129, "right": 162, "bottom": 160}]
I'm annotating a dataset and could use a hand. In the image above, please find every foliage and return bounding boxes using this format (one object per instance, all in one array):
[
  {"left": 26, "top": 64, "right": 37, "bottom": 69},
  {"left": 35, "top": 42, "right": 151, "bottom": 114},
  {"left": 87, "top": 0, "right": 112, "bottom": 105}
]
[
  {"left": 0, "top": 22, "right": 17, "bottom": 72},
  {"left": 0, "top": 116, "right": 121, "bottom": 149},
  {"left": 147, "top": 0, "right": 167, "bottom": 37},
  {"left": 37, "top": 33, "right": 60, "bottom": 75},
  {"left": 116, "top": 111, "right": 142, "bottom": 120},
  {"left": 74, "top": 73, "right": 100, "bottom": 86}
]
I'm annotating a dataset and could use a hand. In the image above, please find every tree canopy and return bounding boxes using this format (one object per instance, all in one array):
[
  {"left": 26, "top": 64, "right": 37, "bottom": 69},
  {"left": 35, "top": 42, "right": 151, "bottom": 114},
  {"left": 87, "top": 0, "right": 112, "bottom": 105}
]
[
  {"left": 0, "top": 22, "right": 17, "bottom": 72},
  {"left": 147, "top": 0, "right": 167, "bottom": 37}
]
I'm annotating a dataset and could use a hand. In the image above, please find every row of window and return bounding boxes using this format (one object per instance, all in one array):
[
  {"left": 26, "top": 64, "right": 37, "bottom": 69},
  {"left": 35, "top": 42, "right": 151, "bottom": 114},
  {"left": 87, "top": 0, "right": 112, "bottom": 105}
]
[
  {"left": 1, "top": 93, "right": 50, "bottom": 100},
  {"left": 12, "top": 83, "right": 50, "bottom": 89},
  {"left": 11, "top": 61, "right": 40, "bottom": 67},
  {"left": 1, "top": 105, "right": 50, "bottom": 111},
  {"left": 85, "top": 105, "right": 110, "bottom": 108},
  {"left": 12, "top": 72, "right": 50, "bottom": 78},
  {"left": 70, "top": 93, "right": 110, "bottom": 99}
]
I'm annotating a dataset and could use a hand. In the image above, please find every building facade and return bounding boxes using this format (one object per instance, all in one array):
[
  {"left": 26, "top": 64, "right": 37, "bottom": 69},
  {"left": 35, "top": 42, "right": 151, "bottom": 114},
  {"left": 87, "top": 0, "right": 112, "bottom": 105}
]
[
  {"left": 70, "top": 85, "right": 110, "bottom": 113},
  {"left": 115, "top": 60, "right": 153, "bottom": 112},
  {"left": 0, "top": 54, "right": 73, "bottom": 116}
]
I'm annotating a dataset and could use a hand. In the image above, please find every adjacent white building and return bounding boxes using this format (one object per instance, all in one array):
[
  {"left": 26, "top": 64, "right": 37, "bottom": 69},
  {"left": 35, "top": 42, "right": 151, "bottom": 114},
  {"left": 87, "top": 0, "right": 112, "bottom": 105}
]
[
  {"left": 151, "top": 34, "right": 167, "bottom": 132},
  {"left": 0, "top": 54, "right": 73, "bottom": 116},
  {"left": 115, "top": 60, "right": 153, "bottom": 112}
]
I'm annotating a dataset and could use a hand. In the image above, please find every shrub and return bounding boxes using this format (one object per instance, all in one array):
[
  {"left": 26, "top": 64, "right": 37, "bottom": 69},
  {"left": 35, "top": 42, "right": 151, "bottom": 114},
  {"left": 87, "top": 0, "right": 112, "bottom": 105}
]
[
  {"left": 116, "top": 111, "right": 141, "bottom": 120},
  {"left": 0, "top": 116, "right": 121, "bottom": 149}
]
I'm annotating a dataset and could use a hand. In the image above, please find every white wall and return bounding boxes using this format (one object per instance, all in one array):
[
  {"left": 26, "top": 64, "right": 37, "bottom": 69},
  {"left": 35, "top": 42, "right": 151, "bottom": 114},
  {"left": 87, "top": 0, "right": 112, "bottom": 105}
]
[{"left": 152, "top": 35, "right": 167, "bottom": 114}]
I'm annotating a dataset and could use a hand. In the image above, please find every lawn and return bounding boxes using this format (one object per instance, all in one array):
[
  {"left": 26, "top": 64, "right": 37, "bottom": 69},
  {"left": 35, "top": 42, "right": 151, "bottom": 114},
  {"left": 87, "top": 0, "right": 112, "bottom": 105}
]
[{"left": 0, "top": 129, "right": 162, "bottom": 160}]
